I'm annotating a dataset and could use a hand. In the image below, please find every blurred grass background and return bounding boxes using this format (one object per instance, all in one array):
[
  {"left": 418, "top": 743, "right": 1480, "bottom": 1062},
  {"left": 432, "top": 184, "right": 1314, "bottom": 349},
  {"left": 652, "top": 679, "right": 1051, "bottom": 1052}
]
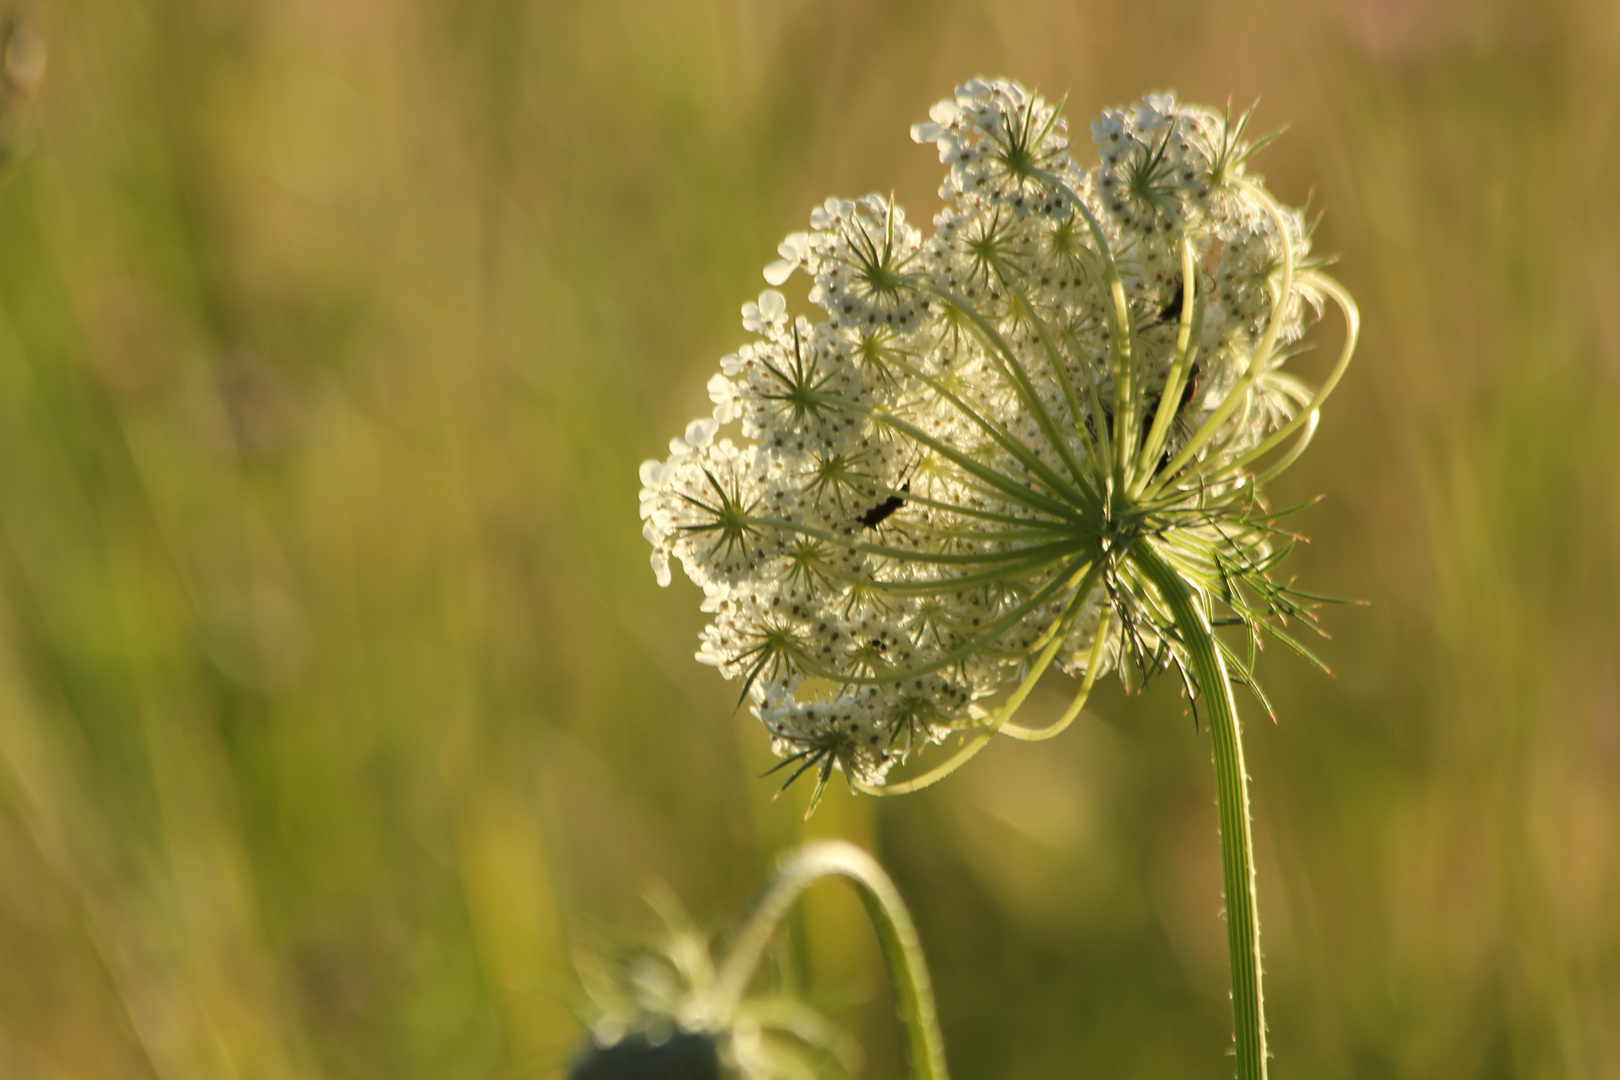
[{"left": 0, "top": 0, "right": 1617, "bottom": 1077}]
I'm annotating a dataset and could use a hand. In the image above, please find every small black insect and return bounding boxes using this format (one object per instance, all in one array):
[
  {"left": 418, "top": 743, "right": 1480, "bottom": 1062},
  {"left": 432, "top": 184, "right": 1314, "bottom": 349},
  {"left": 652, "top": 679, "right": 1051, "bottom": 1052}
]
[
  {"left": 1147, "top": 363, "right": 1205, "bottom": 473},
  {"left": 858, "top": 481, "right": 910, "bottom": 529},
  {"left": 1177, "top": 362, "right": 1203, "bottom": 412},
  {"left": 1133, "top": 362, "right": 1203, "bottom": 435},
  {"left": 1156, "top": 279, "right": 1185, "bottom": 324}
]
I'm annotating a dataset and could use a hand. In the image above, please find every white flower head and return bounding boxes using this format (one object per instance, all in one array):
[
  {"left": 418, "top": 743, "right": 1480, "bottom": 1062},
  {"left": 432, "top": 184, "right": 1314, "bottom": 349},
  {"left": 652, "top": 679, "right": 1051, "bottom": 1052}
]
[{"left": 641, "top": 79, "right": 1358, "bottom": 811}]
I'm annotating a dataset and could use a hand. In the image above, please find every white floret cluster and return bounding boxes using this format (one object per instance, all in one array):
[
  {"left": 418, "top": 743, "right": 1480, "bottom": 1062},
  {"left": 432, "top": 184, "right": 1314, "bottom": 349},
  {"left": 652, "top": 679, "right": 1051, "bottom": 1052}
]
[{"left": 639, "top": 79, "right": 1347, "bottom": 808}]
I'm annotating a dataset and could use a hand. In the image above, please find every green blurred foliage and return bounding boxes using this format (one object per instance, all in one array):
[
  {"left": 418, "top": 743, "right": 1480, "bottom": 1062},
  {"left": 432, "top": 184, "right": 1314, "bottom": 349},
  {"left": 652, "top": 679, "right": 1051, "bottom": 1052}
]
[{"left": 0, "top": 0, "right": 1617, "bottom": 1077}]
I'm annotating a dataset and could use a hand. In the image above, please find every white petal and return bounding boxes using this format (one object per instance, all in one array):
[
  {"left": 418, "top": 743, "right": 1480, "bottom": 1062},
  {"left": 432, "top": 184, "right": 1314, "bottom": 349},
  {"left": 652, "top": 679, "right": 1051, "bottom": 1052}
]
[
  {"left": 959, "top": 77, "right": 990, "bottom": 102},
  {"left": 685, "top": 416, "right": 719, "bottom": 447},
  {"left": 638, "top": 458, "right": 665, "bottom": 489},
  {"left": 1143, "top": 90, "right": 1177, "bottom": 115},
  {"left": 777, "top": 232, "right": 810, "bottom": 259},
  {"left": 763, "top": 260, "right": 795, "bottom": 286},
  {"left": 757, "top": 290, "right": 786, "bottom": 319},
  {"left": 910, "top": 122, "right": 943, "bottom": 145}
]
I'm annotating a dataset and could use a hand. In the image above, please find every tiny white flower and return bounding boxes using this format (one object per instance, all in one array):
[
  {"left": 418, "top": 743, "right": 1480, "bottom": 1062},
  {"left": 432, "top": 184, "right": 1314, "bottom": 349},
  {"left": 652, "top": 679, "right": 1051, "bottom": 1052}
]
[
  {"left": 1132, "top": 90, "right": 1178, "bottom": 129},
  {"left": 707, "top": 373, "right": 741, "bottom": 424},
  {"left": 675, "top": 416, "right": 718, "bottom": 453},
  {"left": 763, "top": 232, "right": 812, "bottom": 286},
  {"left": 910, "top": 100, "right": 961, "bottom": 150},
  {"left": 740, "top": 289, "right": 788, "bottom": 335}
]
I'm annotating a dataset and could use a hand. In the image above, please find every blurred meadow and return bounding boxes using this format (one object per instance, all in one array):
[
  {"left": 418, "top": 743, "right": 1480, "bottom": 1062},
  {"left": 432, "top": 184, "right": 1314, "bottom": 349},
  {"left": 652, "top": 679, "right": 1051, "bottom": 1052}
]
[{"left": 1, "top": 0, "right": 1618, "bottom": 1077}]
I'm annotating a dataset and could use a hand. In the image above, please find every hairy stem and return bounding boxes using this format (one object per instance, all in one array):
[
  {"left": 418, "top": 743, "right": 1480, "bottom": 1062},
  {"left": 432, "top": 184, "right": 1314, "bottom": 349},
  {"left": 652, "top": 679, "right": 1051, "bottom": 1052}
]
[
  {"left": 1133, "top": 545, "right": 1268, "bottom": 1080},
  {"left": 716, "top": 841, "right": 949, "bottom": 1080}
]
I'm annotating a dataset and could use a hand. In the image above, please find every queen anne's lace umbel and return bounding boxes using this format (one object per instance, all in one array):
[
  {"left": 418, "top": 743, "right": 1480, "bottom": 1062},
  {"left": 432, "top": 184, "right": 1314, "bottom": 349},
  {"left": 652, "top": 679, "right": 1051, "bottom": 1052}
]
[{"left": 640, "top": 79, "right": 1356, "bottom": 810}]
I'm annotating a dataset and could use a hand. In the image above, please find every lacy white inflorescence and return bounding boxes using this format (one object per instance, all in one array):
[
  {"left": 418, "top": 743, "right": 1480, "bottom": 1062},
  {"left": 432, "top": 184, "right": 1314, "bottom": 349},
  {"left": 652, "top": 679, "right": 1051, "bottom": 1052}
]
[{"left": 639, "top": 80, "right": 1355, "bottom": 809}]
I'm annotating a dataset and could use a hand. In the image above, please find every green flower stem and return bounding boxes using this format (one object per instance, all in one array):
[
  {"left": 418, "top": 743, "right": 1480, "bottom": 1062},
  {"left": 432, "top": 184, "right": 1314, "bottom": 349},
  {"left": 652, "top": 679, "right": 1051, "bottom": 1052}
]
[
  {"left": 1133, "top": 544, "right": 1268, "bottom": 1080},
  {"left": 716, "top": 841, "right": 948, "bottom": 1080}
]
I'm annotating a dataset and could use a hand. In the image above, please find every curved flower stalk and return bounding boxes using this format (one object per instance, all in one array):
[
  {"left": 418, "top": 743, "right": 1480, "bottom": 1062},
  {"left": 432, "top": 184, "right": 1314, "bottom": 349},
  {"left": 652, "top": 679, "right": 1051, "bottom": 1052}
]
[
  {"left": 572, "top": 842, "right": 946, "bottom": 1080},
  {"left": 640, "top": 79, "right": 1357, "bottom": 1079}
]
